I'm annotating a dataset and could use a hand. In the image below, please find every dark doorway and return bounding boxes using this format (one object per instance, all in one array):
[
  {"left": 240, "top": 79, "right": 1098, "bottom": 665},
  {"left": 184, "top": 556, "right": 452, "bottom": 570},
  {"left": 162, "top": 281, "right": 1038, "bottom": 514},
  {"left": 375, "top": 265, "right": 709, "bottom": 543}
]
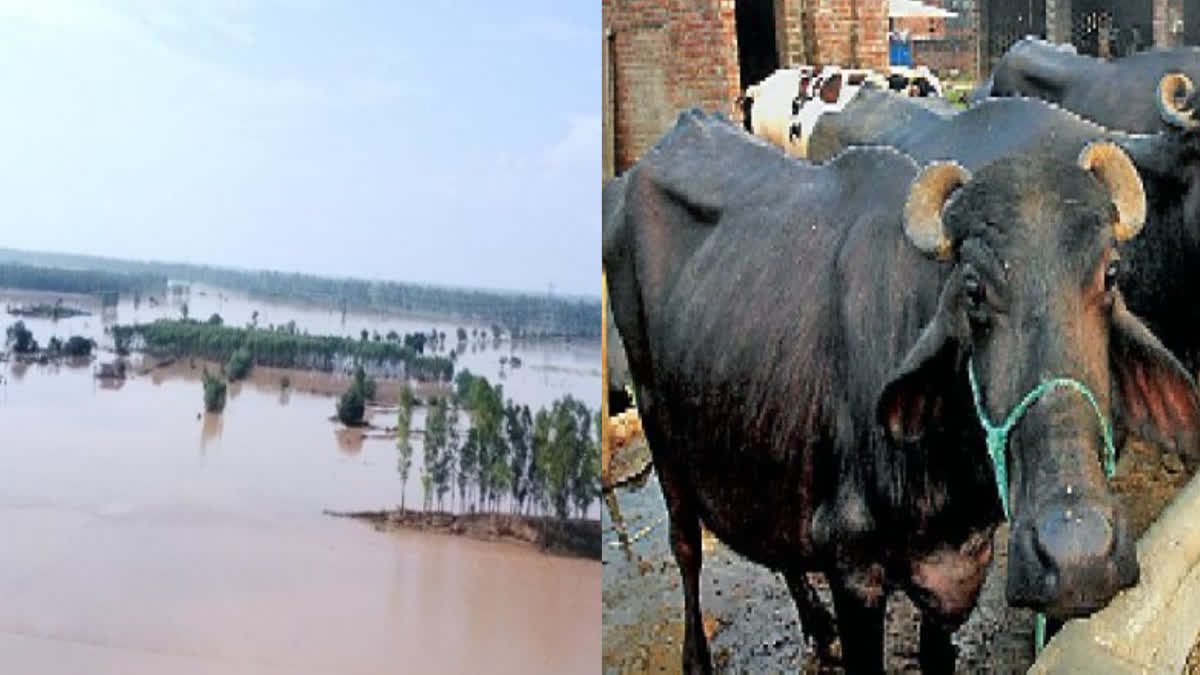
[
  {"left": 1186, "top": 0, "right": 1200, "bottom": 45},
  {"left": 985, "top": 0, "right": 1046, "bottom": 74},
  {"left": 736, "top": 0, "right": 779, "bottom": 89},
  {"left": 1071, "top": 0, "right": 1152, "bottom": 57}
]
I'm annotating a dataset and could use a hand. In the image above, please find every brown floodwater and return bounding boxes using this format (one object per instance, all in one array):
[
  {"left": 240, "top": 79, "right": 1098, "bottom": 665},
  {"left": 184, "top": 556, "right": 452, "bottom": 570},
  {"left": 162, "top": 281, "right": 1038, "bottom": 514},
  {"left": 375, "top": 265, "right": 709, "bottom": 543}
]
[{"left": 0, "top": 288, "right": 601, "bottom": 674}]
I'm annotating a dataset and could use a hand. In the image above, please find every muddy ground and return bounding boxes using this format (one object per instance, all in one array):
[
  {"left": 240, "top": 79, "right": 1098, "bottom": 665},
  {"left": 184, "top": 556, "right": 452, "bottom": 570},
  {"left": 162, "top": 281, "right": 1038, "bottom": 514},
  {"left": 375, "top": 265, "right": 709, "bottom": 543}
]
[
  {"left": 602, "top": 436, "right": 1194, "bottom": 674},
  {"left": 327, "top": 508, "right": 602, "bottom": 560}
]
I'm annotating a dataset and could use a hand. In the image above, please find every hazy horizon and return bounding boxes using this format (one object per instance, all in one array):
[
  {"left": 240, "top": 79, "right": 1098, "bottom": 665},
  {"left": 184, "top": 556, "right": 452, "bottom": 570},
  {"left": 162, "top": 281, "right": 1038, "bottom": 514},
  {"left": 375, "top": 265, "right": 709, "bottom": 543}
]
[
  {"left": 0, "top": 243, "right": 600, "bottom": 301},
  {"left": 0, "top": 1, "right": 599, "bottom": 297}
]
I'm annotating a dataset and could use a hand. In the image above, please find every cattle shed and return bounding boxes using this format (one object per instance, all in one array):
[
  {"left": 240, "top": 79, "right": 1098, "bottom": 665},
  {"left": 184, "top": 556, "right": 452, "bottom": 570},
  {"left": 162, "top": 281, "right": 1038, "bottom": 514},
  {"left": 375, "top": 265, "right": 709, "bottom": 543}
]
[
  {"left": 981, "top": 0, "right": 1200, "bottom": 73},
  {"left": 602, "top": 0, "right": 891, "bottom": 176}
]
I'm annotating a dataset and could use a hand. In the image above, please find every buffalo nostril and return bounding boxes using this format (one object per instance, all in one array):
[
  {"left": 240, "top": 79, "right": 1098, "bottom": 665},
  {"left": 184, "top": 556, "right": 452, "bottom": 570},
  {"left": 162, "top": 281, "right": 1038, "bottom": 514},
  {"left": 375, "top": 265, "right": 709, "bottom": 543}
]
[{"left": 1035, "top": 504, "right": 1116, "bottom": 568}]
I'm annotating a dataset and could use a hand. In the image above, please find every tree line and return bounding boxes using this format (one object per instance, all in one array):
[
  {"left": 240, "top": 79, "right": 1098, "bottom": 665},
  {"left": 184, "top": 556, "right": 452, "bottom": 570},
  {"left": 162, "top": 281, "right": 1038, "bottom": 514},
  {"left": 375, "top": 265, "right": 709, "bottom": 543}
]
[
  {"left": 396, "top": 370, "right": 600, "bottom": 521},
  {"left": 0, "top": 247, "right": 600, "bottom": 338},
  {"left": 0, "top": 262, "right": 165, "bottom": 296},
  {"left": 111, "top": 319, "right": 454, "bottom": 382}
]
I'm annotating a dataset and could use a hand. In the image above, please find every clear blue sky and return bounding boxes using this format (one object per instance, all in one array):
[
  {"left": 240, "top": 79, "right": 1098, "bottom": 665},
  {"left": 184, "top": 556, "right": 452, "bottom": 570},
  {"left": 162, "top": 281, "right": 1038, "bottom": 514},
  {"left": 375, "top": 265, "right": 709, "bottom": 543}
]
[{"left": 0, "top": 1, "right": 599, "bottom": 296}]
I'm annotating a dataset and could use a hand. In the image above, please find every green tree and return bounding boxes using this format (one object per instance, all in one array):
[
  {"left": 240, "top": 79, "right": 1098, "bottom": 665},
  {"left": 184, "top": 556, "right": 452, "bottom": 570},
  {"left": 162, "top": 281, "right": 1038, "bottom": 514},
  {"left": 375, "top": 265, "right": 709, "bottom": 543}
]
[
  {"left": 47, "top": 336, "right": 63, "bottom": 353},
  {"left": 63, "top": 336, "right": 95, "bottom": 357},
  {"left": 571, "top": 402, "right": 600, "bottom": 518},
  {"left": 351, "top": 364, "right": 376, "bottom": 400},
  {"left": 207, "top": 313, "right": 223, "bottom": 326},
  {"left": 337, "top": 387, "right": 365, "bottom": 425},
  {"left": 507, "top": 401, "right": 532, "bottom": 514},
  {"left": 180, "top": 302, "right": 189, "bottom": 320},
  {"left": 202, "top": 370, "right": 227, "bottom": 412},
  {"left": 5, "top": 321, "right": 37, "bottom": 353},
  {"left": 458, "top": 427, "right": 477, "bottom": 512},
  {"left": 423, "top": 397, "right": 448, "bottom": 511},
  {"left": 528, "top": 408, "right": 551, "bottom": 515},
  {"left": 456, "top": 327, "right": 467, "bottom": 342},
  {"left": 226, "top": 348, "right": 252, "bottom": 381},
  {"left": 441, "top": 404, "right": 460, "bottom": 511},
  {"left": 396, "top": 383, "right": 414, "bottom": 510}
]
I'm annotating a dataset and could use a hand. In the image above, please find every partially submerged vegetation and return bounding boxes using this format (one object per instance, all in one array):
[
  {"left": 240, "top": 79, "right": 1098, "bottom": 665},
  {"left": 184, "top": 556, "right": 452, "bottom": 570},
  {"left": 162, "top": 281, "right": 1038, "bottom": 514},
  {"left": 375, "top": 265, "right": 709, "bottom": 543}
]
[
  {"left": 336, "top": 365, "right": 377, "bottom": 426},
  {"left": 202, "top": 370, "right": 228, "bottom": 412},
  {"left": 4, "top": 321, "right": 95, "bottom": 358},
  {"left": 0, "top": 246, "right": 599, "bottom": 338},
  {"left": 6, "top": 301, "right": 90, "bottom": 319},
  {"left": 111, "top": 319, "right": 454, "bottom": 382},
  {"left": 405, "top": 370, "right": 600, "bottom": 521}
]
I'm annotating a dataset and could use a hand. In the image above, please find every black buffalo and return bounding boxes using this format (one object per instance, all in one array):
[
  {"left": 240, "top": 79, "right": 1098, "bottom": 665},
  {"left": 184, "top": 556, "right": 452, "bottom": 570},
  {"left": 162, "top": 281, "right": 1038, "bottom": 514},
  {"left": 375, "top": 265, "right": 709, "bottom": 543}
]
[
  {"left": 976, "top": 37, "right": 1200, "bottom": 134},
  {"left": 812, "top": 80, "right": 1200, "bottom": 377},
  {"left": 603, "top": 109, "right": 1200, "bottom": 673}
]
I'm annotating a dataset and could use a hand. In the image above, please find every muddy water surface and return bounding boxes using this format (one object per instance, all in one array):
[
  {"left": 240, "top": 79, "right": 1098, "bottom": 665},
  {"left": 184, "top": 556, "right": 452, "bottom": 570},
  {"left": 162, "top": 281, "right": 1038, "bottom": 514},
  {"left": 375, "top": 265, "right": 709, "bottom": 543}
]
[{"left": 0, "top": 308, "right": 600, "bottom": 673}]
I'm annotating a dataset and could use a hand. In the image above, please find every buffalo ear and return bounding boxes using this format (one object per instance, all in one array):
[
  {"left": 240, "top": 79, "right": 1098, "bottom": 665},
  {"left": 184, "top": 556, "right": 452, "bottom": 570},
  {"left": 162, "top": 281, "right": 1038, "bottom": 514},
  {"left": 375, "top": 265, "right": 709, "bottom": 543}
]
[
  {"left": 1111, "top": 296, "right": 1200, "bottom": 470},
  {"left": 876, "top": 284, "right": 966, "bottom": 445}
]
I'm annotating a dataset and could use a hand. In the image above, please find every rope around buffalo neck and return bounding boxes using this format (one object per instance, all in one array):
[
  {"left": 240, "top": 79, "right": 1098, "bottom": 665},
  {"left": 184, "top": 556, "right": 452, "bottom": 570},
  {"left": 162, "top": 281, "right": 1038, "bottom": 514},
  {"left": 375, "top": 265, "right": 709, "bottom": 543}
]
[{"left": 966, "top": 356, "right": 1119, "bottom": 655}]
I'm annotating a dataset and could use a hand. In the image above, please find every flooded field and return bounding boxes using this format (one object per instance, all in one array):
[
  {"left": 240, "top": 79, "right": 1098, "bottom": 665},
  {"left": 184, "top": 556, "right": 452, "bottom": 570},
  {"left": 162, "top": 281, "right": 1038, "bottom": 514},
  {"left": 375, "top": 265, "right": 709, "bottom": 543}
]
[
  {"left": 0, "top": 287, "right": 600, "bottom": 674},
  {"left": 1, "top": 284, "right": 600, "bottom": 412}
]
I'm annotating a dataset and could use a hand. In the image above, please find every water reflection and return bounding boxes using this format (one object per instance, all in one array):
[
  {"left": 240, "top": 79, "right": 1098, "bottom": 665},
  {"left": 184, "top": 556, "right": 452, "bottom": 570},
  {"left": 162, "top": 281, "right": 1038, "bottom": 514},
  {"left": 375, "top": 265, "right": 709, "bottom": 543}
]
[
  {"left": 278, "top": 386, "right": 291, "bottom": 406},
  {"left": 9, "top": 361, "right": 28, "bottom": 380},
  {"left": 201, "top": 412, "right": 223, "bottom": 449},
  {"left": 336, "top": 428, "right": 365, "bottom": 456}
]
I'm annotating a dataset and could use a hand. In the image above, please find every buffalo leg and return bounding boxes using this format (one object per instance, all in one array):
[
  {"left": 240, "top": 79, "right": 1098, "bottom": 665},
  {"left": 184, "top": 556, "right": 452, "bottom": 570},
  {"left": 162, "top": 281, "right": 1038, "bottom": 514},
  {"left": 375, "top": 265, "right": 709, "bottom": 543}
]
[
  {"left": 659, "top": 469, "right": 711, "bottom": 674},
  {"left": 783, "top": 570, "right": 839, "bottom": 664},
  {"left": 918, "top": 615, "right": 956, "bottom": 675},
  {"left": 829, "top": 576, "right": 885, "bottom": 675}
]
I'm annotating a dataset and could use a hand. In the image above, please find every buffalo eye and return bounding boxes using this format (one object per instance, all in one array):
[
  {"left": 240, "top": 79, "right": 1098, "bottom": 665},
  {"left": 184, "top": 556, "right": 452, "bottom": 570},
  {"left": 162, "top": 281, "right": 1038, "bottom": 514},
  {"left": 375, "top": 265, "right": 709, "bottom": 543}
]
[{"left": 1104, "top": 259, "right": 1120, "bottom": 292}]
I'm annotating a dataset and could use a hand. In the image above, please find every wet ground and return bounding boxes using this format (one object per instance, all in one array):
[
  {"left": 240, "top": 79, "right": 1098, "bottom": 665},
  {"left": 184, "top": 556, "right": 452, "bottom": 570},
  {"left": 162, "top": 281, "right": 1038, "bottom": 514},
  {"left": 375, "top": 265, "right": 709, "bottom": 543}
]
[{"left": 602, "top": 436, "right": 1191, "bottom": 674}]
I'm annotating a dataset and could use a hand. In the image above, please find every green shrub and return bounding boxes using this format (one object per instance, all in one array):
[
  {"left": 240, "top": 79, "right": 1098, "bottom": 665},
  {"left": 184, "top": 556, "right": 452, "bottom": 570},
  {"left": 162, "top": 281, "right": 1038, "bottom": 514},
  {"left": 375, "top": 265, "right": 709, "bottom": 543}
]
[
  {"left": 203, "top": 371, "right": 227, "bottom": 412},
  {"left": 226, "top": 347, "right": 252, "bottom": 381},
  {"left": 337, "top": 387, "right": 365, "bottom": 425}
]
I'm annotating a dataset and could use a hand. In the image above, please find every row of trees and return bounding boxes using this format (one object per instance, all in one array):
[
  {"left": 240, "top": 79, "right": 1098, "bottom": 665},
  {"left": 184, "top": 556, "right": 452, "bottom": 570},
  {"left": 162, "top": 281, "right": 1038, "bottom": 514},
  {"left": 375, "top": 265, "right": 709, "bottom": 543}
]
[
  {"left": 0, "top": 248, "right": 599, "bottom": 338},
  {"left": 111, "top": 319, "right": 454, "bottom": 382},
  {"left": 0, "top": 262, "right": 164, "bottom": 296},
  {"left": 398, "top": 371, "right": 600, "bottom": 520}
]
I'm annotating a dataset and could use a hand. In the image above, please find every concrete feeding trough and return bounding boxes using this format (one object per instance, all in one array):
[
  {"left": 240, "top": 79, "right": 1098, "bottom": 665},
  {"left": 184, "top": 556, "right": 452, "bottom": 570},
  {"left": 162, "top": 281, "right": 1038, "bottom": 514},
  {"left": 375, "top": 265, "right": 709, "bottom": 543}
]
[{"left": 1031, "top": 472, "right": 1200, "bottom": 674}]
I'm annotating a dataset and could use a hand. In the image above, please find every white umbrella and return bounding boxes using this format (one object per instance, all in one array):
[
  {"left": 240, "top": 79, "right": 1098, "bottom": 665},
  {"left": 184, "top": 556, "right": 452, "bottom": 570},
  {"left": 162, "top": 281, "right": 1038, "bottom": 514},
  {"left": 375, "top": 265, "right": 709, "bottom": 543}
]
[{"left": 889, "top": 0, "right": 958, "bottom": 18}]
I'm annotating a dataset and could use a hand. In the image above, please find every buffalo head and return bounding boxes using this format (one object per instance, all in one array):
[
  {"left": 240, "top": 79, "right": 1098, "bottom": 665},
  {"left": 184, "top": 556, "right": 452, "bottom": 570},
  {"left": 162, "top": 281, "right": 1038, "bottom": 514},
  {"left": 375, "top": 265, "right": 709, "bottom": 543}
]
[{"left": 877, "top": 142, "right": 1200, "bottom": 619}]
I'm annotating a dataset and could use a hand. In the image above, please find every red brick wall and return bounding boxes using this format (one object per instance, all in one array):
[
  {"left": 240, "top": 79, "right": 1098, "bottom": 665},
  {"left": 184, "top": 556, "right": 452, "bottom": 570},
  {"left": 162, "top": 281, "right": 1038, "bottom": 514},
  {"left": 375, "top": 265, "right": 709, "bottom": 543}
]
[
  {"left": 601, "top": 0, "right": 892, "bottom": 173},
  {"left": 805, "top": 0, "right": 889, "bottom": 70},
  {"left": 894, "top": 16, "right": 947, "bottom": 39},
  {"left": 603, "top": 0, "right": 741, "bottom": 172}
]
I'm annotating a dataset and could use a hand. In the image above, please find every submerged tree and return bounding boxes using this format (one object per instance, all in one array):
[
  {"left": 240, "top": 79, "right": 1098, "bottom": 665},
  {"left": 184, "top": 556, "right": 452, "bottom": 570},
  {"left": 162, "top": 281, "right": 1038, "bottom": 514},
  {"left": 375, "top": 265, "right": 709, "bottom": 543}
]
[
  {"left": 63, "top": 336, "right": 95, "bottom": 357},
  {"left": 423, "top": 397, "right": 448, "bottom": 511},
  {"left": 5, "top": 321, "right": 37, "bottom": 353},
  {"left": 337, "top": 387, "right": 365, "bottom": 426},
  {"left": 396, "top": 382, "right": 414, "bottom": 510},
  {"left": 226, "top": 348, "right": 252, "bottom": 381},
  {"left": 202, "top": 370, "right": 227, "bottom": 412}
]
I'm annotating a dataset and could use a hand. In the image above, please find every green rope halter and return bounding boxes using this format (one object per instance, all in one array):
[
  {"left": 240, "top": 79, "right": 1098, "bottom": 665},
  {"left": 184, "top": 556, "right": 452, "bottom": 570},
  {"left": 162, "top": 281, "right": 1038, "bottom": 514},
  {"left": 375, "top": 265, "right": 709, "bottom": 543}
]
[{"left": 966, "top": 356, "right": 1119, "bottom": 655}]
